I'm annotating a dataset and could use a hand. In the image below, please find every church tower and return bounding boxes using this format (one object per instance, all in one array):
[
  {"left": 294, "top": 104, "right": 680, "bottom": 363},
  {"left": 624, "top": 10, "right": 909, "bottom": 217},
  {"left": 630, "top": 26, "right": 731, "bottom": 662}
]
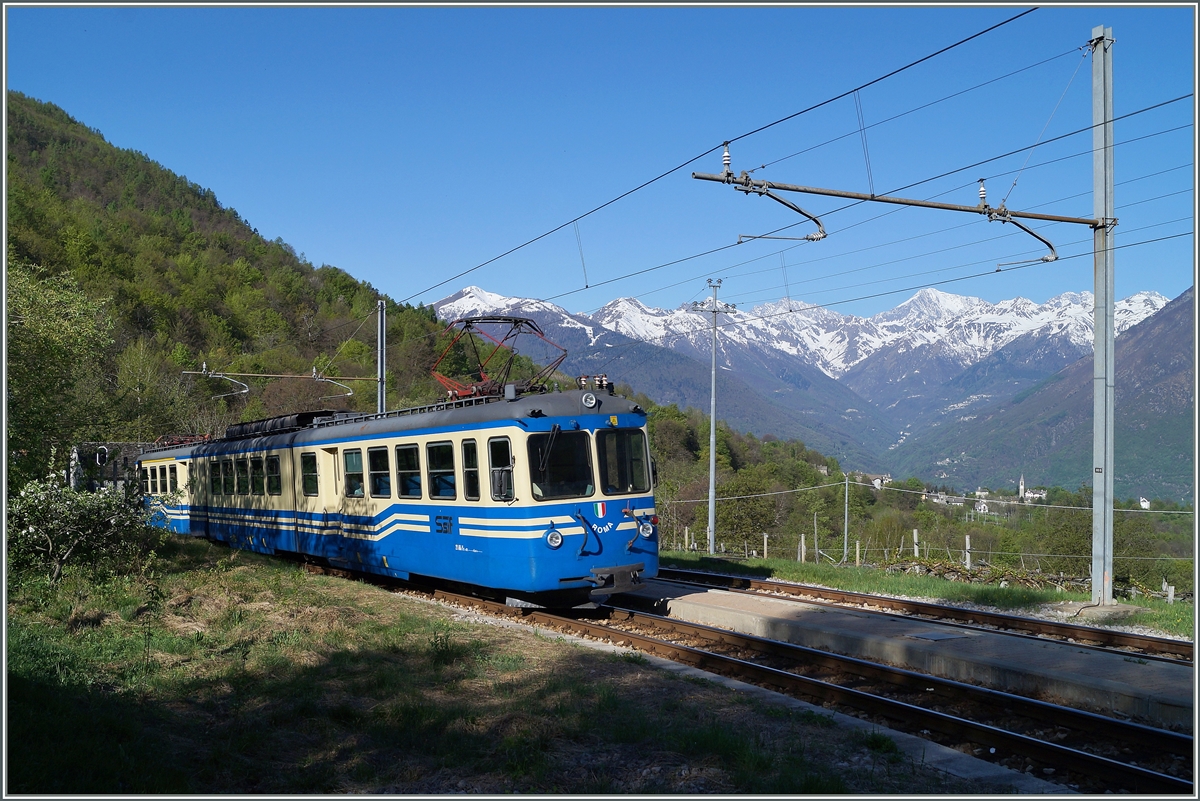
[{"left": 1019, "top": 474, "right": 1025, "bottom": 500}]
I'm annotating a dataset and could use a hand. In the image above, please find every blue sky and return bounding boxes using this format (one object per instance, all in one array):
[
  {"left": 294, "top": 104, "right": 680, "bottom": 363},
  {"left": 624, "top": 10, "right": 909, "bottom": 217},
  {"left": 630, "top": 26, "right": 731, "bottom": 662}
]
[{"left": 5, "top": 5, "right": 1195, "bottom": 319}]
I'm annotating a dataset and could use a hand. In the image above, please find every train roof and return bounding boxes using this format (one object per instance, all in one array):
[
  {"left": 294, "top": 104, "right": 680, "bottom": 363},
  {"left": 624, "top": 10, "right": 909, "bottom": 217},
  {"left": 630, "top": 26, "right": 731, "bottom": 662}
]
[{"left": 139, "top": 387, "right": 647, "bottom": 460}]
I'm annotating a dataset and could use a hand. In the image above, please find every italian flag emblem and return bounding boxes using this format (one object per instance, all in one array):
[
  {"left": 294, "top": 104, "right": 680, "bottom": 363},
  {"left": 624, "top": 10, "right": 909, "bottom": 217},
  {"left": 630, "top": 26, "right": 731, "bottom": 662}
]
[{"left": 593, "top": 502, "right": 607, "bottom": 517}]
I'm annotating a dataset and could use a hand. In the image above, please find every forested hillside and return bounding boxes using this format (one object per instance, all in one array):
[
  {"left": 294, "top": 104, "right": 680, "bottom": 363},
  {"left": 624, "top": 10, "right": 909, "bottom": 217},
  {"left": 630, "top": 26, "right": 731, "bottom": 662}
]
[{"left": 6, "top": 91, "right": 455, "bottom": 487}]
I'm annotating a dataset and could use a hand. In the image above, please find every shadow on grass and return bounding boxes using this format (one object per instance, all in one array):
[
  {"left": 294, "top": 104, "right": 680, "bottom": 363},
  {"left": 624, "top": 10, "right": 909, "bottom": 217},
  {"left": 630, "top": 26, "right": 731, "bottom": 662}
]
[{"left": 7, "top": 615, "right": 847, "bottom": 794}]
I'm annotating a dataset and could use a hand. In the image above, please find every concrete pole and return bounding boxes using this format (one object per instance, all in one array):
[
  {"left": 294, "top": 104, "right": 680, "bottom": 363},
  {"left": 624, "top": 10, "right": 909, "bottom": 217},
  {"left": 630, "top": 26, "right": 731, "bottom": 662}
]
[
  {"left": 692, "top": 279, "right": 735, "bottom": 556},
  {"left": 1090, "top": 25, "right": 1116, "bottom": 605}
]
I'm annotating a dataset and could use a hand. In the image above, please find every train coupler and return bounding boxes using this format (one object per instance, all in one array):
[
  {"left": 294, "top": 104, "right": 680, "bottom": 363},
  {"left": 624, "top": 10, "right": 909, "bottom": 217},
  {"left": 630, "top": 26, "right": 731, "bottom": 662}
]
[{"left": 587, "top": 562, "right": 645, "bottom": 596}]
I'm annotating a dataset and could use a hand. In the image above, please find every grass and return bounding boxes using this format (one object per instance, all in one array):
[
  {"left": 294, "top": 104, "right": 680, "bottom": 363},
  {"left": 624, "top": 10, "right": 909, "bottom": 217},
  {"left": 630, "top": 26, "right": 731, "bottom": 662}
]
[
  {"left": 661, "top": 551, "right": 1196, "bottom": 639},
  {"left": 6, "top": 535, "right": 991, "bottom": 795}
]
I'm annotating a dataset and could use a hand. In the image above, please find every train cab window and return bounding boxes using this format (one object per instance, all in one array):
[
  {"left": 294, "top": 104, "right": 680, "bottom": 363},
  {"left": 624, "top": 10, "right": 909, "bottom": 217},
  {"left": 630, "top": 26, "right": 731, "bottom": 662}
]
[
  {"left": 250, "top": 458, "right": 265, "bottom": 496},
  {"left": 488, "top": 437, "right": 514, "bottom": 502},
  {"left": 368, "top": 448, "right": 391, "bottom": 498},
  {"left": 169, "top": 464, "right": 178, "bottom": 493},
  {"left": 396, "top": 444, "right": 421, "bottom": 499},
  {"left": 266, "top": 455, "right": 282, "bottom": 496},
  {"left": 427, "top": 442, "right": 456, "bottom": 499},
  {"left": 300, "top": 452, "right": 319, "bottom": 496},
  {"left": 343, "top": 450, "right": 365, "bottom": 498},
  {"left": 210, "top": 463, "right": 221, "bottom": 495},
  {"left": 222, "top": 460, "right": 235, "bottom": 495},
  {"left": 597, "top": 429, "right": 651, "bottom": 495},
  {"left": 235, "top": 459, "right": 250, "bottom": 496},
  {"left": 527, "top": 429, "right": 594, "bottom": 501},
  {"left": 462, "top": 440, "right": 480, "bottom": 501}
]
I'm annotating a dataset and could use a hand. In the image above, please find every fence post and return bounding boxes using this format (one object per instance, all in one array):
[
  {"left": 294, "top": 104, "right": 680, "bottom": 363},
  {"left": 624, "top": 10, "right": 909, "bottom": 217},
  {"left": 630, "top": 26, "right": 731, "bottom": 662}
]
[
  {"left": 798, "top": 530, "right": 805, "bottom": 563},
  {"left": 855, "top": 540, "right": 860, "bottom": 567},
  {"left": 1168, "top": 586, "right": 1175, "bottom": 605},
  {"left": 912, "top": 529, "right": 919, "bottom": 558},
  {"left": 965, "top": 534, "right": 972, "bottom": 570},
  {"left": 763, "top": 532, "right": 768, "bottom": 561}
]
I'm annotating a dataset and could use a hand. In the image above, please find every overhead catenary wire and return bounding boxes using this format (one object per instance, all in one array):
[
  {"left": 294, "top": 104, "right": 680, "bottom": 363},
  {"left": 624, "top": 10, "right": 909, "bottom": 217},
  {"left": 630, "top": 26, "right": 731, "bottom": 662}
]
[
  {"left": 543, "top": 100, "right": 1192, "bottom": 310},
  {"left": 1000, "top": 47, "right": 1091, "bottom": 206},
  {"left": 399, "top": 8, "right": 1040, "bottom": 305}
]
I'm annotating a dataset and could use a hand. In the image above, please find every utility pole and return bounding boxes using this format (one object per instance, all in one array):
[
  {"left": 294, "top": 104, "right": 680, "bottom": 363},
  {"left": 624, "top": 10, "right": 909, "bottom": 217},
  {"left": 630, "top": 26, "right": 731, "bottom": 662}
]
[
  {"left": 377, "top": 299, "right": 387, "bottom": 414},
  {"left": 692, "top": 279, "right": 736, "bottom": 555},
  {"left": 1090, "top": 25, "right": 1116, "bottom": 605},
  {"left": 693, "top": 25, "right": 1117, "bottom": 602}
]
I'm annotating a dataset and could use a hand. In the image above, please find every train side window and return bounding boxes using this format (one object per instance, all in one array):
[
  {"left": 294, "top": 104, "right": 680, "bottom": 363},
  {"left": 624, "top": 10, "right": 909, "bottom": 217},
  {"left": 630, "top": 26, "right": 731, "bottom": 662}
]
[
  {"left": 488, "top": 437, "right": 514, "bottom": 502},
  {"left": 169, "top": 464, "right": 178, "bottom": 493},
  {"left": 142, "top": 468, "right": 151, "bottom": 495},
  {"left": 462, "top": 439, "right": 480, "bottom": 501},
  {"left": 300, "top": 452, "right": 319, "bottom": 496},
  {"left": 222, "top": 460, "right": 235, "bottom": 495},
  {"left": 427, "top": 442, "right": 456, "bottom": 499},
  {"left": 368, "top": 447, "right": 391, "bottom": 498},
  {"left": 396, "top": 444, "right": 421, "bottom": 499},
  {"left": 344, "top": 449, "right": 365, "bottom": 498},
  {"left": 597, "top": 429, "right": 651, "bottom": 495},
  {"left": 266, "top": 455, "right": 282, "bottom": 496},
  {"left": 235, "top": 459, "right": 250, "bottom": 496},
  {"left": 250, "top": 458, "right": 265, "bottom": 496},
  {"left": 210, "top": 463, "right": 221, "bottom": 496},
  {"left": 150, "top": 467, "right": 159, "bottom": 495}
]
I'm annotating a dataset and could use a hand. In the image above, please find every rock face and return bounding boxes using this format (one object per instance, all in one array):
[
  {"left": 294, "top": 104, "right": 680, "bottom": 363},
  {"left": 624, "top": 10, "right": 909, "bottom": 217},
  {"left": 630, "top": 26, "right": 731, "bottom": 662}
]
[{"left": 435, "top": 284, "right": 1190, "bottom": 500}]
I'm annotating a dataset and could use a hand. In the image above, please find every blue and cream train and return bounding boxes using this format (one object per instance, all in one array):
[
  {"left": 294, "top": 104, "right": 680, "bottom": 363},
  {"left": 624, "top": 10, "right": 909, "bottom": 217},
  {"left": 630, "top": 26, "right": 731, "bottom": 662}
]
[{"left": 138, "top": 383, "right": 658, "bottom": 606}]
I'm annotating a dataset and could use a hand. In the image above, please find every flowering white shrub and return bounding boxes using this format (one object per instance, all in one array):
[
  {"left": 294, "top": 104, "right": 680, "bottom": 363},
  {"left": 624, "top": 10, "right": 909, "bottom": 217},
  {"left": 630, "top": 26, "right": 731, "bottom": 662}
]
[{"left": 7, "top": 476, "right": 165, "bottom": 583}]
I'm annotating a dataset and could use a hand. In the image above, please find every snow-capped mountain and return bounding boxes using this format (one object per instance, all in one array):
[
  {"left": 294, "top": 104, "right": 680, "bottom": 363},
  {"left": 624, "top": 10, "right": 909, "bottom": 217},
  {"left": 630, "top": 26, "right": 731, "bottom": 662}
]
[
  {"left": 591, "top": 287, "right": 1167, "bottom": 382},
  {"left": 434, "top": 284, "right": 1177, "bottom": 475}
]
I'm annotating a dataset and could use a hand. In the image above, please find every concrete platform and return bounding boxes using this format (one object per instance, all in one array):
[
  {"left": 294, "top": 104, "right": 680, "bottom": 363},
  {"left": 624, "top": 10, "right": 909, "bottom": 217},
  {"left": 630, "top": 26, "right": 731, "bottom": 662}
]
[{"left": 618, "top": 580, "right": 1194, "bottom": 731}]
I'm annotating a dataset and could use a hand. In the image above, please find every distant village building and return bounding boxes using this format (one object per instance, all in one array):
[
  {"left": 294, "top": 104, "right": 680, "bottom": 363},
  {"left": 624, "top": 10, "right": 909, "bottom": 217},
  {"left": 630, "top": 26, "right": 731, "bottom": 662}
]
[
  {"left": 814, "top": 464, "right": 828, "bottom": 476},
  {"left": 860, "top": 473, "right": 892, "bottom": 490},
  {"left": 1018, "top": 474, "right": 1047, "bottom": 502}
]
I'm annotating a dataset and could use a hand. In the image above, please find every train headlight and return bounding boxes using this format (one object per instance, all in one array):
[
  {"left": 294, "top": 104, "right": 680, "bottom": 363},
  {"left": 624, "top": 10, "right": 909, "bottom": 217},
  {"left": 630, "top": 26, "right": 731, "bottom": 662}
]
[
  {"left": 546, "top": 529, "right": 563, "bottom": 549},
  {"left": 581, "top": 392, "right": 597, "bottom": 409},
  {"left": 638, "top": 520, "right": 654, "bottom": 538}
]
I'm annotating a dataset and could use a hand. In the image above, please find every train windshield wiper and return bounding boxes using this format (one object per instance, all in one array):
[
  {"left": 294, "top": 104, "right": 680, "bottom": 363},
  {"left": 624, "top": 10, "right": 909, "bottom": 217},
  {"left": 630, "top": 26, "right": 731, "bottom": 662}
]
[{"left": 538, "top": 424, "right": 560, "bottom": 475}]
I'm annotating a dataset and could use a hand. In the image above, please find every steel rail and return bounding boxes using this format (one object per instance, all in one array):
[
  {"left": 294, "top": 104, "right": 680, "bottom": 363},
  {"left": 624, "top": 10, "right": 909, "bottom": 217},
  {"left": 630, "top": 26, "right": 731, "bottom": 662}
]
[
  {"left": 601, "top": 604, "right": 1192, "bottom": 757},
  {"left": 657, "top": 567, "right": 1194, "bottom": 662},
  {"left": 415, "top": 586, "right": 1191, "bottom": 795}
]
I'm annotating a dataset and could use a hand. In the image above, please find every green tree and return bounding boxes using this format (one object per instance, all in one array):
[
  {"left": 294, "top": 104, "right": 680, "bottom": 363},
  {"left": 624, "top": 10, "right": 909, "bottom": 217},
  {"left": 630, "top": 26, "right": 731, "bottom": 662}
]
[{"left": 6, "top": 260, "right": 113, "bottom": 488}]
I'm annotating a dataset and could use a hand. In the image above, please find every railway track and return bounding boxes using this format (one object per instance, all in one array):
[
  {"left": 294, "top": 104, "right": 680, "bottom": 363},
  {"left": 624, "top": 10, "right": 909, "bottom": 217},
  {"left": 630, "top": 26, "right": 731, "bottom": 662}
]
[
  {"left": 382, "top": 577, "right": 1192, "bottom": 795},
  {"left": 657, "top": 566, "right": 1194, "bottom": 663}
]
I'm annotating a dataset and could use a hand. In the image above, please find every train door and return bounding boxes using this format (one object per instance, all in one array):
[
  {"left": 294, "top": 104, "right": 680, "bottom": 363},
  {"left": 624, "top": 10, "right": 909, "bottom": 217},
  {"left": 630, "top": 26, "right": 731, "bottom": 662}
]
[
  {"left": 339, "top": 446, "right": 375, "bottom": 537},
  {"left": 291, "top": 447, "right": 341, "bottom": 553}
]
